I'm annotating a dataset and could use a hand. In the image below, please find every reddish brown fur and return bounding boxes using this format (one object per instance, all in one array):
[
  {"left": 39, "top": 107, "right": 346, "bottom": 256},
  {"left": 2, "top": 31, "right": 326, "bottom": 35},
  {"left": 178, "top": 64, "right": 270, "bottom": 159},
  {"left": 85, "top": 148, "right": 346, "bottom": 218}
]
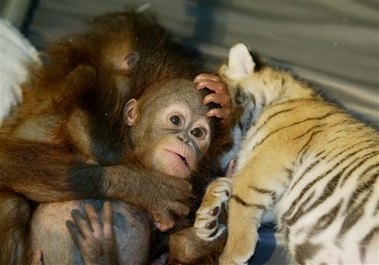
[{"left": 0, "top": 11, "right": 231, "bottom": 264}]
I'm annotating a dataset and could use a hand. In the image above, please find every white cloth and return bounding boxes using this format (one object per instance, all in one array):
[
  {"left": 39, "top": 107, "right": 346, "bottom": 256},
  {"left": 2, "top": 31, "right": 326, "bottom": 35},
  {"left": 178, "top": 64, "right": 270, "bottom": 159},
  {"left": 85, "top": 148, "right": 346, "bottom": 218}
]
[{"left": 0, "top": 19, "right": 39, "bottom": 124}]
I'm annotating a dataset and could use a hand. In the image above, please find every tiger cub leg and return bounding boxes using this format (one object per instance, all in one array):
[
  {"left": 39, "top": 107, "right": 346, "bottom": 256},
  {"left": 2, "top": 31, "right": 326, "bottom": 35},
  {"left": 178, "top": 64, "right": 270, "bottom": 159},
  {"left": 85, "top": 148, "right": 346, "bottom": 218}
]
[
  {"left": 194, "top": 177, "right": 232, "bottom": 241},
  {"left": 167, "top": 178, "right": 231, "bottom": 264},
  {"left": 219, "top": 170, "right": 275, "bottom": 265}
]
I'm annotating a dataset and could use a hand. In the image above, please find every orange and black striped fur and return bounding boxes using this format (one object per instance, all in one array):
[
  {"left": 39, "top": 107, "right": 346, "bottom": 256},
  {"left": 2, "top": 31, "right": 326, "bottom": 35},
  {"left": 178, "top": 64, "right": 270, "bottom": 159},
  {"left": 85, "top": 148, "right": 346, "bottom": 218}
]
[{"left": 213, "top": 43, "right": 378, "bottom": 264}]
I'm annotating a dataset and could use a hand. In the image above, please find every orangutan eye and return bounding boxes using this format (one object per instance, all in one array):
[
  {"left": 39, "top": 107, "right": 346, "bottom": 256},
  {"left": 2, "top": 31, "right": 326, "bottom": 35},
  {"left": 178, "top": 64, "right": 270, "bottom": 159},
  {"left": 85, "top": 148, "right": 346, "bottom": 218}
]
[
  {"left": 190, "top": 127, "right": 205, "bottom": 138},
  {"left": 170, "top": 115, "right": 182, "bottom": 126}
]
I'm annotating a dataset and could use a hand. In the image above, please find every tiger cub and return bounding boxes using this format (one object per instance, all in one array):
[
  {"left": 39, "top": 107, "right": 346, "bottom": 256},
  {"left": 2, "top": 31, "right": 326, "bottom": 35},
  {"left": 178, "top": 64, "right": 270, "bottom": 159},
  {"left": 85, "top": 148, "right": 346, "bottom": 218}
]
[{"left": 194, "top": 43, "right": 379, "bottom": 265}]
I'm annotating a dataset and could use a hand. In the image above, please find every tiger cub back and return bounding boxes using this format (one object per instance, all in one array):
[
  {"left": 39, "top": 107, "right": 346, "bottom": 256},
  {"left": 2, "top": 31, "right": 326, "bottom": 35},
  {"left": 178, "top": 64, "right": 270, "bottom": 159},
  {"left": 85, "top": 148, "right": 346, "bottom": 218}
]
[{"left": 219, "top": 43, "right": 379, "bottom": 265}]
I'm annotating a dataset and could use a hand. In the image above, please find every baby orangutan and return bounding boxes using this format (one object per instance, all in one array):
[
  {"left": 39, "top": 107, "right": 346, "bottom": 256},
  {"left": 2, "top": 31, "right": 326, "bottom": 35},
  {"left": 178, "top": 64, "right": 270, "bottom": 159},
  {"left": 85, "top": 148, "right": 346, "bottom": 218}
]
[{"left": 30, "top": 77, "right": 229, "bottom": 264}]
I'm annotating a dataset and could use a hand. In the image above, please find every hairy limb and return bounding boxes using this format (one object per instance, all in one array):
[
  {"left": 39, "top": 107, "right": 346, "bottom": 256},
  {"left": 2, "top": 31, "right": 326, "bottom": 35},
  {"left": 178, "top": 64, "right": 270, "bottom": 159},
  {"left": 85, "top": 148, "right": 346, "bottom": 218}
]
[
  {"left": 0, "top": 137, "right": 102, "bottom": 201},
  {"left": 103, "top": 165, "right": 192, "bottom": 231},
  {"left": 0, "top": 192, "right": 31, "bottom": 265},
  {"left": 0, "top": 138, "right": 191, "bottom": 231},
  {"left": 67, "top": 201, "right": 120, "bottom": 265}
]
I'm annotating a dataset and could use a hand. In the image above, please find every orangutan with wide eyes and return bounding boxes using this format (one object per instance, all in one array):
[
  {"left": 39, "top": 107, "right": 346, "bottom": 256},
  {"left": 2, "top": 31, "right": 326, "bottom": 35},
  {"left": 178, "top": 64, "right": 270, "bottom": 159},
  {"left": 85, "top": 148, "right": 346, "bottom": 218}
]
[
  {"left": 31, "top": 77, "right": 229, "bottom": 264},
  {"left": 0, "top": 11, "right": 231, "bottom": 265}
]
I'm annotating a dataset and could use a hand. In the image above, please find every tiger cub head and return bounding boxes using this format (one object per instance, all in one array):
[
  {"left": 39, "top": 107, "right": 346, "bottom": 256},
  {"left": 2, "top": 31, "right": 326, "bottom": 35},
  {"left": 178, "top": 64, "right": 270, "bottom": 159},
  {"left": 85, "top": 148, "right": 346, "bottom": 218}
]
[
  {"left": 218, "top": 43, "right": 271, "bottom": 125},
  {"left": 219, "top": 43, "right": 314, "bottom": 114}
]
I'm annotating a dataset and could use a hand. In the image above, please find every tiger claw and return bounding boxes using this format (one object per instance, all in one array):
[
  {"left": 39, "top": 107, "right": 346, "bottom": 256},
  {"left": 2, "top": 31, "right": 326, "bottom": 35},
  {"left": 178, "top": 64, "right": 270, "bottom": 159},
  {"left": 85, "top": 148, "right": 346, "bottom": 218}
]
[{"left": 194, "top": 178, "right": 232, "bottom": 241}]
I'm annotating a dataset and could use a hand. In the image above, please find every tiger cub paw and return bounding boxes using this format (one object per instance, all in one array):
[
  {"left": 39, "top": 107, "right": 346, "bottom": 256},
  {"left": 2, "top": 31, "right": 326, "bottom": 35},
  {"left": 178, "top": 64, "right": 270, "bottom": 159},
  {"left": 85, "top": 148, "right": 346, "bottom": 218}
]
[{"left": 194, "top": 177, "right": 232, "bottom": 241}]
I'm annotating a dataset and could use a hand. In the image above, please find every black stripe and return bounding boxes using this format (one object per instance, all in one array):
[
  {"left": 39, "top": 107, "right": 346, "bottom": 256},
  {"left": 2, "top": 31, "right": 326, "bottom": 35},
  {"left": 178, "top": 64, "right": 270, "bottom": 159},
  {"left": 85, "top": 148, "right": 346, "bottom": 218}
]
[
  {"left": 326, "top": 144, "right": 369, "bottom": 164},
  {"left": 287, "top": 143, "right": 364, "bottom": 216},
  {"left": 288, "top": 150, "right": 327, "bottom": 194},
  {"left": 296, "top": 129, "right": 324, "bottom": 158},
  {"left": 292, "top": 142, "right": 362, "bottom": 196},
  {"left": 339, "top": 153, "right": 379, "bottom": 187},
  {"left": 306, "top": 172, "right": 341, "bottom": 210},
  {"left": 360, "top": 226, "right": 379, "bottom": 246},
  {"left": 358, "top": 161, "right": 379, "bottom": 181},
  {"left": 360, "top": 226, "right": 379, "bottom": 263},
  {"left": 288, "top": 170, "right": 343, "bottom": 226},
  {"left": 274, "top": 98, "right": 319, "bottom": 108},
  {"left": 231, "top": 195, "right": 267, "bottom": 211},
  {"left": 288, "top": 160, "right": 321, "bottom": 193},
  {"left": 250, "top": 92, "right": 256, "bottom": 107},
  {"left": 293, "top": 124, "right": 324, "bottom": 141},
  {"left": 284, "top": 190, "right": 316, "bottom": 227},
  {"left": 308, "top": 200, "right": 342, "bottom": 237},
  {"left": 339, "top": 204, "right": 364, "bottom": 237},
  {"left": 286, "top": 138, "right": 362, "bottom": 216},
  {"left": 300, "top": 128, "right": 376, "bottom": 168},
  {"left": 335, "top": 117, "right": 364, "bottom": 128},
  {"left": 252, "top": 110, "right": 344, "bottom": 153},
  {"left": 248, "top": 186, "right": 273, "bottom": 194},
  {"left": 231, "top": 194, "right": 249, "bottom": 207},
  {"left": 284, "top": 166, "right": 294, "bottom": 181},
  {"left": 248, "top": 186, "right": 277, "bottom": 206},
  {"left": 253, "top": 98, "right": 321, "bottom": 136},
  {"left": 263, "top": 107, "right": 296, "bottom": 125},
  {"left": 346, "top": 171, "right": 378, "bottom": 210},
  {"left": 284, "top": 166, "right": 335, "bottom": 222},
  {"left": 252, "top": 105, "right": 296, "bottom": 138},
  {"left": 294, "top": 241, "right": 320, "bottom": 265},
  {"left": 287, "top": 147, "right": 374, "bottom": 223},
  {"left": 259, "top": 90, "right": 266, "bottom": 108}
]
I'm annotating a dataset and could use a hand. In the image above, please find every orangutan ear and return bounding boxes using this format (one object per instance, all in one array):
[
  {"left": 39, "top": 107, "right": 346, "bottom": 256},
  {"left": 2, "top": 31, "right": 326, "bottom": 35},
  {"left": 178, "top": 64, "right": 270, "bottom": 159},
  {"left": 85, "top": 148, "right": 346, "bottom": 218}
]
[
  {"left": 124, "top": 99, "right": 139, "bottom": 126},
  {"left": 121, "top": 51, "right": 140, "bottom": 71}
]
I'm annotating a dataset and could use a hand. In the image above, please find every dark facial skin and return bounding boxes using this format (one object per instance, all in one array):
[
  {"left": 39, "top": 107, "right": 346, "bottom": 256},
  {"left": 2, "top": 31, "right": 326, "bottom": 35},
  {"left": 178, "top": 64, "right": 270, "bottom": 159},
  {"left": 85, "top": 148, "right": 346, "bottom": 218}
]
[{"left": 126, "top": 79, "right": 212, "bottom": 178}]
